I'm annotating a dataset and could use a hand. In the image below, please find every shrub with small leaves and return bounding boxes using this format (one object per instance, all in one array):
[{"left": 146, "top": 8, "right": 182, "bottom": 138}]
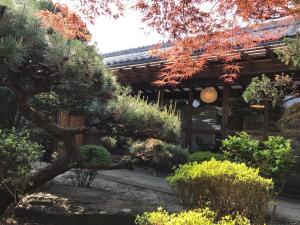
[
  {"left": 189, "top": 151, "right": 225, "bottom": 163},
  {"left": 135, "top": 207, "right": 251, "bottom": 225},
  {"left": 167, "top": 159, "right": 273, "bottom": 224},
  {"left": 129, "top": 138, "right": 189, "bottom": 171},
  {"left": 71, "top": 145, "right": 112, "bottom": 187},
  {"left": 222, "top": 132, "right": 295, "bottom": 190},
  {"left": 80, "top": 144, "right": 112, "bottom": 165},
  {"left": 0, "top": 129, "right": 42, "bottom": 181}
]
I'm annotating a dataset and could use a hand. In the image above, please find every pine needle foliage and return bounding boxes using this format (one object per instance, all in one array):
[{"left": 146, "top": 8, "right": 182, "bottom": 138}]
[{"left": 107, "top": 90, "right": 181, "bottom": 143}]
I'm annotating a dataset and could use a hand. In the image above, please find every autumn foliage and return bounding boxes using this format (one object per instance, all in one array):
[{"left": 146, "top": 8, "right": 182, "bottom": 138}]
[
  {"left": 134, "top": 0, "right": 300, "bottom": 85},
  {"left": 39, "top": 2, "right": 91, "bottom": 41},
  {"left": 54, "top": 0, "right": 300, "bottom": 85}
]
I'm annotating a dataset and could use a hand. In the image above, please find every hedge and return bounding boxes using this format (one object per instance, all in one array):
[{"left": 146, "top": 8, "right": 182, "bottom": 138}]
[{"left": 167, "top": 159, "right": 273, "bottom": 224}]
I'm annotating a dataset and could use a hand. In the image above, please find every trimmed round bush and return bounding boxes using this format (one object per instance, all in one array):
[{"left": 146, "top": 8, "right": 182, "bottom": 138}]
[
  {"left": 80, "top": 144, "right": 112, "bottom": 165},
  {"left": 167, "top": 159, "right": 273, "bottom": 224},
  {"left": 130, "top": 138, "right": 189, "bottom": 171},
  {"left": 190, "top": 151, "right": 225, "bottom": 163},
  {"left": 135, "top": 207, "right": 250, "bottom": 225}
]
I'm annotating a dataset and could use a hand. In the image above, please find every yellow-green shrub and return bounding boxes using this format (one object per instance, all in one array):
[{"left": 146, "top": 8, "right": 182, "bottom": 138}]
[
  {"left": 135, "top": 207, "right": 251, "bottom": 225},
  {"left": 167, "top": 159, "right": 273, "bottom": 224}
]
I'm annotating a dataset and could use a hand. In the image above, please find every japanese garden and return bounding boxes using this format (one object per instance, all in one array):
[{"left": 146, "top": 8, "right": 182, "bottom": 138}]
[{"left": 0, "top": 0, "right": 300, "bottom": 224}]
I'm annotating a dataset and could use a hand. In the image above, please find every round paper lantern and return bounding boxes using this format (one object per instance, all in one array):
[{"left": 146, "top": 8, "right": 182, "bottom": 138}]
[{"left": 200, "top": 87, "right": 218, "bottom": 103}]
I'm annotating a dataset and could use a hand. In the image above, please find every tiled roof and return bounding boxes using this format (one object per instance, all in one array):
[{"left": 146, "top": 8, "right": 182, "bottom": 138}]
[{"left": 103, "top": 20, "right": 300, "bottom": 68}]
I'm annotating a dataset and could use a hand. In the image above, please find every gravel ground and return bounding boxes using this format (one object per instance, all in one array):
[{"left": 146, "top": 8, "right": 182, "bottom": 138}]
[
  {"left": 2, "top": 167, "right": 299, "bottom": 225},
  {"left": 54, "top": 172, "right": 182, "bottom": 211}
]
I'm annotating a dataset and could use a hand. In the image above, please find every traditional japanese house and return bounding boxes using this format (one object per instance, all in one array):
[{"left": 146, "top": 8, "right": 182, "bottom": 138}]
[{"left": 102, "top": 20, "right": 300, "bottom": 195}]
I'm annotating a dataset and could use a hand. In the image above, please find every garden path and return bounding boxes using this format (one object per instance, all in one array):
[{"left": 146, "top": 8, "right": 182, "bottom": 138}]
[{"left": 96, "top": 168, "right": 300, "bottom": 222}]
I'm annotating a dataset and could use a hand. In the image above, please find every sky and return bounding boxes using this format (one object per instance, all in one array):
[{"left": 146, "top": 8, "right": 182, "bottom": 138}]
[{"left": 54, "top": 0, "right": 163, "bottom": 54}]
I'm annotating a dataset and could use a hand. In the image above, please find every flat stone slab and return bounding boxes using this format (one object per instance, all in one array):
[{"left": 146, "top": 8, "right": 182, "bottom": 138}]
[
  {"left": 273, "top": 197, "right": 300, "bottom": 221},
  {"left": 15, "top": 184, "right": 158, "bottom": 225}
]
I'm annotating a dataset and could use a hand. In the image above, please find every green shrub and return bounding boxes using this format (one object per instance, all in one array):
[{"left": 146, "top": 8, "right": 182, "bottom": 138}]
[
  {"left": 222, "top": 132, "right": 259, "bottom": 166},
  {"left": 0, "top": 129, "right": 42, "bottom": 180},
  {"left": 190, "top": 151, "right": 225, "bottom": 163},
  {"left": 72, "top": 145, "right": 112, "bottom": 187},
  {"left": 129, "top": 138, "right": 189, "bottom": 171},
  {"left": 135, "top": 207, "right": 251, "bottom": 225},
  {"left": 222, "top": 132, "right": 295, "bottom": 188},
  {"left": 29, "top": 128, "right": 57, "bottom": 161},
  {"left": 167, "top": 159, "right": 273, "bottom": 224},
  {"left": 259, "top": 136, "right": 294, "bottom": 181},
  {"left": 80, "top": 144, "right": 112, "bottom": 165},
  {"left": 108, "top": 93, "right": 181, "bottom": 144}
]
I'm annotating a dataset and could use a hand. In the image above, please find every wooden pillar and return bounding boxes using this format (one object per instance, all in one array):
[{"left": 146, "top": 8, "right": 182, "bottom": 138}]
[
  {"left": 158, "top": 88, "right": 165, "bottom": 107},
  {"left": 186, "top": 85, "right": 193, "bottom": 150},
  {"left": 263, "top": 100, "right": 270, "bottom": 140},
  {"left": 222, "top": 84, "right": 230, "bottom": 138}
]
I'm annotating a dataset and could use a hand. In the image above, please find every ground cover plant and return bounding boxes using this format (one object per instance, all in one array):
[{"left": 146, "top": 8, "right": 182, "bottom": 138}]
[
  {"left": 135, "top": 207, "right": 251, "bottom": 225},
  {"left": 167, "top": 159, "right": 273, "bottom": 224}
]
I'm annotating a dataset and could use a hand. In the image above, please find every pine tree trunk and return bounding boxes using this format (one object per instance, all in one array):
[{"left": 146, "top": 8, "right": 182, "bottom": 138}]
[
  {"left": 0, "top": 89, "right": 83, "bottom": 216},
  {"left": 0, "top": 189, "right": 13, "bottom": 216},
  {"left": 0, "top": 143, "right": 78, "bottom": 215}
]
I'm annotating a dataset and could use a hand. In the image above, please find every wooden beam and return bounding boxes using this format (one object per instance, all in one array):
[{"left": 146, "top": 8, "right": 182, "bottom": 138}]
[
  {"left": 265, "top": 47, "right": 280, "bottom": 63},
  {"left": 263, "top": 100, "right": 270, "bottom": 140},
  {"left": 222, "top": 84, "right": 230, "bottom": 138},
  {"left": 186, "top": 85, "right": 193, "bottom": 150},
  {"left": 241, "top": 51, "right": 254, "bottom": 65},
  {"left": 158, "top": 88, "right": 165, "bottom": 107}
]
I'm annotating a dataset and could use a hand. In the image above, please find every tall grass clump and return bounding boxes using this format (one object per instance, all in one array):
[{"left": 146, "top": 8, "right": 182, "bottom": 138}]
[{"left": 109, "top": 91, "right": 181, "bottom": 144}]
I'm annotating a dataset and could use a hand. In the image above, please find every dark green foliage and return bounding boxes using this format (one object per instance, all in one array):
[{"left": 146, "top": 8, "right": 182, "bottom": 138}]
[
  {"left": 29, "top": 128, "right": 57, "bottom": 161},
  {"left": 275, "top": 37, "right": 300, "bottom": 68},
  {"left": 0, "top": 129, "right": 42, "bottom": 180},
  {"left": 222, "top": 132, "right": 259, "bottom": 165},
  {"left": 167, "top": 159, "right": 273, "bottom": 224},
  {"left": 129, "top": 138, "right": 189, "bottom": 171},
  {"left": 0, "top": 7, "right": 118, "bottom": 117},
  {"left": 242, "top": 74, "right": 293, "bottom": 106},
  {"left": 279, "top": 102, "right": 300, "bottom": 136},
  {"left": 222, "top": 132, "right": 295, "bottom": 188},
  {"left": 100, "top": 136, "right": 132, "bottom": 154},
  {"left": 0, "top": 87, "right": 17, "bottom": 128},
  {"left": 80, "top": 145, "right": 112, "bottom": 165},
  {"left": 94, "top": 92, "right": 181, "bottom": 144},
  {"left": 189, "top": 151, "right": 225, "bottom": 163}
]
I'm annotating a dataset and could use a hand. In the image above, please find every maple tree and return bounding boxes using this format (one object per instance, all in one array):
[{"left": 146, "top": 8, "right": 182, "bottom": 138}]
[
  {"left": 74, "top": 0, "right": 300, "bottom": 85},
  {"left": 39, "top": 2, "right": 91, "bottom": 41}
]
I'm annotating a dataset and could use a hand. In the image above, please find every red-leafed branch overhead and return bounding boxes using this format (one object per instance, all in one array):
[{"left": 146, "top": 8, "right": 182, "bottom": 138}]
[{"left": 59, "top": 0, "right": 300, "bottom": 85}]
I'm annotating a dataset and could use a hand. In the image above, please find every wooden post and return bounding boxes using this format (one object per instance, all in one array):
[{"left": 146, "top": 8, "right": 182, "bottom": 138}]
[
  {"left": 263, "top": 100, "right": 270, "bottom": 140},
  {"left": 158, "top": 88, "right": 164, "bottom": 107},
  {"left": 186, "top": 85, "right": 193, "bottom": 150},
  {"left": 222, "top": 84, "right": 230, "bottom": 138}
]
